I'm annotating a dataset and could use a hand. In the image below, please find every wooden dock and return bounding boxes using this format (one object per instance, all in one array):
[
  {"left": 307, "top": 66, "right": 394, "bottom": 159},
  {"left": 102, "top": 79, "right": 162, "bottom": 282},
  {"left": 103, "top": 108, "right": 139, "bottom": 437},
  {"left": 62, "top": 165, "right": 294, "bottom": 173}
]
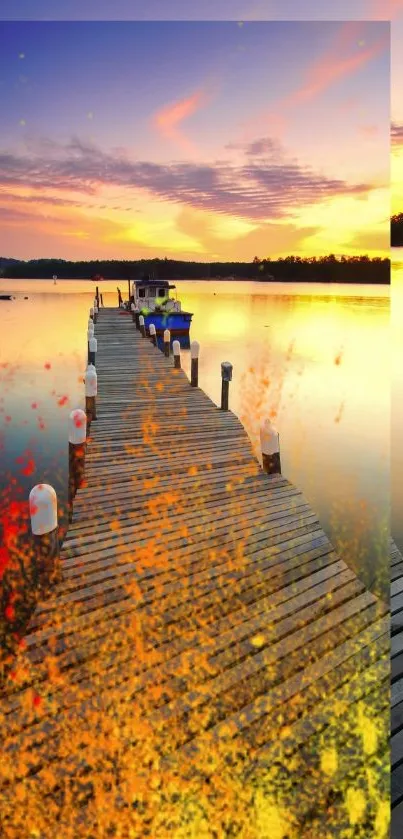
[
  {"left": 392, "top": 537, "right": 403, "bottom": 838},
  {"left": 0, "top": 308, "right": 389, "bottom": 838}
]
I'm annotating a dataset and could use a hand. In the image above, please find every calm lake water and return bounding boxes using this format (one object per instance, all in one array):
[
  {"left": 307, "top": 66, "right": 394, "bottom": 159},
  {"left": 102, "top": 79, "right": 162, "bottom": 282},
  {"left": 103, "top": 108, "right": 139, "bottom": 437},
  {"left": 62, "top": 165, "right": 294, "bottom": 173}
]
[{"left": 0, "top": 277, "right": 390, "bottom": 598}]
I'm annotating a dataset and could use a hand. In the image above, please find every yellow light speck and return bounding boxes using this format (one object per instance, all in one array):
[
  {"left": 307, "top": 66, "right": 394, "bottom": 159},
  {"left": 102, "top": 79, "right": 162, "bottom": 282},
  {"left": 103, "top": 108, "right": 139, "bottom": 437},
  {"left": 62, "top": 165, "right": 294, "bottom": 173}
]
[{"left": 251, "top": 634, "right": 265, "bottom": 647}]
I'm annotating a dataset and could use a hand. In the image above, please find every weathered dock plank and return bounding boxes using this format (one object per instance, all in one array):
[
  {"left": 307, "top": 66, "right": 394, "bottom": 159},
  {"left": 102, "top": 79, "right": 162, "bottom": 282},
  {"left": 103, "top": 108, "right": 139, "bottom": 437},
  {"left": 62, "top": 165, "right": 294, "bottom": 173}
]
[
  {"left": 391, "top": 537, "right": 403, "bottom": 838},
  {"left": 0, "top": 308, "right": 389, "bottom": 837}
]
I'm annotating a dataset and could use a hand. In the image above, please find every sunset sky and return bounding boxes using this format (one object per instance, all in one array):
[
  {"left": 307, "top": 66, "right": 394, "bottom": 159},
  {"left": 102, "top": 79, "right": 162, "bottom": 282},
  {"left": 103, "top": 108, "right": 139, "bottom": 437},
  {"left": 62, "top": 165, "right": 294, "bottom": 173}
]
[{"left": 0, "top": 0, "right": 399, "bottom": 262}]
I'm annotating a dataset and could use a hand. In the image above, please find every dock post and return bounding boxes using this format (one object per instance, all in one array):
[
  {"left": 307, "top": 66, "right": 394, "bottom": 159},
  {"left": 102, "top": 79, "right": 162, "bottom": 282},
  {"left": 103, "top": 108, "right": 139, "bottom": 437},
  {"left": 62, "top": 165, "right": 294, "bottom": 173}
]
[
  {"left": 85, "top": 364, "right": 97, "bottom": 428},
  {"left": 89, "top": 307, "right": 94, "bottom": 321},
  {"left": 130, "top": 302, "right": 136, "bottom": 323},
  {"left": 149, "top": 323, "right": 157, "bottom": 346},
  {"left": 93, "top": 304, "right": 98, "bottom": 324},
  {"left": 87, "top": 323, "right": 94, "bottom": 362},
  {"left": 260, "top": 419, "right": 281, "bottom": 475},
  {"left": 88, "top": 336, "right": 97, "bottom": 366},
  {"left": 220, "top": 362, "right": 233, "bottom": 411},
  {"left": 29, "top": 483, "right": 61, "bottom": 589},
  {"left": 190, "top": 340, "right": 199, "bottom": 387},
  {"left": 139, "top": 315, "right": 146, "bottom": 337},
  {"left": 164, "top": 329, "right": 171, "bottom": 357},
  {"left": 68, "top": 409, "right": 87, "bottom": 522},
  {"left": 100, "top": 293, "right": 104, "bottom": 307},
  {"left": 173, "top": 339, "right": 181, "bottom": 369}
]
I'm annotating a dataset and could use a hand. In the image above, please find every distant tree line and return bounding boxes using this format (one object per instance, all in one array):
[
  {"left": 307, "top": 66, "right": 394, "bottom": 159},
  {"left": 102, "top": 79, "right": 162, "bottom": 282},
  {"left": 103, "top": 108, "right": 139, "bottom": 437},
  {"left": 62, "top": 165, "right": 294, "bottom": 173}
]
[
  {"left": 0, "top": 254, "right": 390, "bottom": 283},
  {"left": 392, "top": 214, "right": 403, "bottom": 247}
]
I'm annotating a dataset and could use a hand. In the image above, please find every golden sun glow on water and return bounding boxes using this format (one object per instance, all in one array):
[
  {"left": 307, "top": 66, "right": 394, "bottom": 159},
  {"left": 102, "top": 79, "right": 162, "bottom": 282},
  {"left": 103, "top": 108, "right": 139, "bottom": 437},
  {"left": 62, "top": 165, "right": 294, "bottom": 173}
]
[{"left": 0, "top": 278, "right": 390, "bottom": 596}]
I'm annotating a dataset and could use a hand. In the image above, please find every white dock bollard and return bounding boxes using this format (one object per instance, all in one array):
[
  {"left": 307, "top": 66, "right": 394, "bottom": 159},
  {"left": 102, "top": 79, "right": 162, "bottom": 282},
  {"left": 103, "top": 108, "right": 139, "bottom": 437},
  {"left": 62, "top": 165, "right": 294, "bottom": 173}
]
[
  {"left": 85, "top": 364, "right": 97, "bottom": 426},
  {"left": 139, "top": 314, "right": 146, "bottom": 337},
  {"left": 29, "top": 483, "right": 61, "bottom": 587},
  {"left": 130, "top": 302, "right": 136, "bottom": 323},
  {"left": 173, "top": 339, "right": 181, "bottom": 369},
  {"left": 88, "top": 335, "right": 97, "bottom": 365},
  {"left": 190, "top": 340, "right": 199, "bottom": 387},
  {"left": 68, "top": 408, "right": 87, "bottom": 521},
  {"left": 93, "top": 304, "right": 98, "bottom": 324},
  {"left": 260, "top": 418, "right": 281, "bottom": 475},
  {"left": 89, "top": 306, "right": 94, "bottom": 321},
  {"left": 164, "top": 329, "right": 171, "bottom": 357},
  {"left": 149, "top": 323, "right": 157, "bottom": 346}
]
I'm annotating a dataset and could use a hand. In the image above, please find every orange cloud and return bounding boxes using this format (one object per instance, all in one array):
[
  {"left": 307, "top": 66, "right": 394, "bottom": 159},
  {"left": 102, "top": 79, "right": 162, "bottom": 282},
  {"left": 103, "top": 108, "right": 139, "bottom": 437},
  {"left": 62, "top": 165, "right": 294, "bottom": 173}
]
[
  {"left": 281, "top": 24, "right": 389, "bottom": 109},
  {"left": 153, "top": 89, "right": 208, "bottom": 156}
]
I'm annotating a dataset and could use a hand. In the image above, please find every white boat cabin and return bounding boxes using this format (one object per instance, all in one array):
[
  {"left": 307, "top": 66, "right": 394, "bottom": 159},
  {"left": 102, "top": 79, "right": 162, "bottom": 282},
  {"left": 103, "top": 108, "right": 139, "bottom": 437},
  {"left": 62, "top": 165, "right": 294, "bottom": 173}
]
[{"left": 131, "top": 279, "right": 181, "bottom": 312}]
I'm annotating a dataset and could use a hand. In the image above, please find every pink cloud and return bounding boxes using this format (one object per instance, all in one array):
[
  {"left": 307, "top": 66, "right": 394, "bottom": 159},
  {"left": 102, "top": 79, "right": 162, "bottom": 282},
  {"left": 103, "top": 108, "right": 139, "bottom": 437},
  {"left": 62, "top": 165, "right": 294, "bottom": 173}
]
[
  {"left": 358, "top": 124, "right": 379, "bottom": 137},
  {"left": 152, "top": 89, "right": 208, "bottom": 156},
  {"left": 240, "top": 23, "right": 388, "bottom": 143},
  {"left": 369, "top": 0, "right": 403, "bottom": 18},
  {"left": 280, "top": 23, "right": 389, "bottom": 109}
]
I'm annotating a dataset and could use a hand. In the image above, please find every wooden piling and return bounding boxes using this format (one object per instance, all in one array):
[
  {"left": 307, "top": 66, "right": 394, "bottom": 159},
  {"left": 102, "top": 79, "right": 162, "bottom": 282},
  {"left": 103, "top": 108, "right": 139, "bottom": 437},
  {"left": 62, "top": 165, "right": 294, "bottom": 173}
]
[
  {"left": 29, "top": 483, "right": 61, "bottom": 589},
  {"left": 89, "top": 307, "right": 94, "bottom": 321},
  {"left": 220, "top": 362, "right": 233, "bottom": 411},
  {"left": 88, "top": 336, "right": 97, "bottom": 365},
  {"left": 93, "top": 305, "right": 98, "bottom": 324},
  {"left": 260, "top": 418, "right": 281, "bottom": 475},
  {"left": 149, "top": 323, "right": 157, "bottom": 346},
  {"left": 173, "top": 339, "right": 181, "bottom": 369},
  {"left": 87, "top": 323, "right": 94, "bottom": 363},
  {"left": 85, "top": 364, "right": 97, "bottom": 428},
  {"left": 190, "top": 340, "right": 199, "bottom": 387},
  {"left": 164, "top": 329, "right": 171, "bottom": 357},
  {"left": 68, "top": 409, "right": 87, "bottom": 522},
  {"left": 139, "top": 315, "right": 146, "bottom": 338}
]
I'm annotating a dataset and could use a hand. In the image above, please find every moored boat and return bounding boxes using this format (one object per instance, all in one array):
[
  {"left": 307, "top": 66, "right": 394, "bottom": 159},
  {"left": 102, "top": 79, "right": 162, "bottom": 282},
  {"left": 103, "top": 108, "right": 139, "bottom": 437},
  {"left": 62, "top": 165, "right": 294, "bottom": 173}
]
[{"left": 128, "top": 276, "right": 193, "bottom": 337}]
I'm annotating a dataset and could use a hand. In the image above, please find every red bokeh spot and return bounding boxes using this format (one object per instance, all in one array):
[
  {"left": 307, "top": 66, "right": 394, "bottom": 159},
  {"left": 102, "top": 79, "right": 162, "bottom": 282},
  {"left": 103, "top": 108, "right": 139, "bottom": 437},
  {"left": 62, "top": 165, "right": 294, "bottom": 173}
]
[
  {"left": 0, "top": 546, "right": 10, "bottom": 579},
  {"left": 74, "top": 414, "right": 83, "bottom": 428},
  {"left": 58, "top": 395, "right": 69, "bottom": 406},
  {"left": 22, "top": 458, "right": 35, "bottom": 476},
  {"left": 31, "top": 402, "right": 38, "bottom": 410},
  {"left": 5, "top": 416, "right": 11, "bottom": 422},
  {"left": 32, "top": 693, "right": 42, "bottom": 709},
  {"left": 5, "top": 604, "right": 15, "bottom": 621},
  {"left": 44, "top": 363, "right": 51, "bottom": 370}
]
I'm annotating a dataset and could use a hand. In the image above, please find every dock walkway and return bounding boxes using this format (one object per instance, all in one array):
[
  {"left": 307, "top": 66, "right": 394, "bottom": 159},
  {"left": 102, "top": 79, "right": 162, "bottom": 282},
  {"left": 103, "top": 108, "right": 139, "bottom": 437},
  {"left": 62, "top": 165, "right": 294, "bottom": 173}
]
[
  {"left": 391, "top": 537, "right": 403, "bottom": 838},
  {"left": 0, "top": 308, "right": 389, "bottom": 838}
]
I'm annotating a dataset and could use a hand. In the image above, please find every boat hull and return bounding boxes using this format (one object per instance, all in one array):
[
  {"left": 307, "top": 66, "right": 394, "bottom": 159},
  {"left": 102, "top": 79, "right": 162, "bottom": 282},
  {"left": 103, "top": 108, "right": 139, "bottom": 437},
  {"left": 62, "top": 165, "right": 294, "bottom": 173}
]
[{"left": 140, "top": 311, "right": 193, "bottom": 336}]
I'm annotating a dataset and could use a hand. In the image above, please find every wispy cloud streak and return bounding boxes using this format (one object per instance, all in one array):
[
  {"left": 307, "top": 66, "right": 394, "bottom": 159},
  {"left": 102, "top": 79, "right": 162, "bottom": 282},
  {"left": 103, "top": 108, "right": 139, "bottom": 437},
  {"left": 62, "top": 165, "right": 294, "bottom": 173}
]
[
  {"left": 392, "top": 122, "right": 403, "bottom": 145},
  {"left": 0, "top": 138, "right": 374, "bottom": 222},
  {"left": 152, "top": 89, "right": 208, "bottom": 155},
  {"left": 280, "top": 22, "right": 389, "bottom": 109}
]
